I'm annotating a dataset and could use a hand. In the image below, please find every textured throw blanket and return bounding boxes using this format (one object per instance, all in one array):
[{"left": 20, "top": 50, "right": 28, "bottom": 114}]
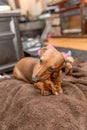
[{"left": 0, "top": 59, "right": 87, "bottom": 130}]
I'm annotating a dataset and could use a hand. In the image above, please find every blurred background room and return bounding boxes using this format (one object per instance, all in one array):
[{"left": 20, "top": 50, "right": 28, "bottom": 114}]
[{"left": 0, "top": 0, "right": 87, "bottom": 73}]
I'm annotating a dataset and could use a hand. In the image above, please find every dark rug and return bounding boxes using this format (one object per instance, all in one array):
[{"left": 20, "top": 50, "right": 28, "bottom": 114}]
[{"left": 56, "top": 47, "right": 87, "bottom": 61}]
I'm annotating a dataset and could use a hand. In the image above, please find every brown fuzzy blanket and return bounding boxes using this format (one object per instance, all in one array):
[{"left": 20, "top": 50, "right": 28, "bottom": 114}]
[{"left": 0, "top": 59, "right": 87, "bottom": 130}]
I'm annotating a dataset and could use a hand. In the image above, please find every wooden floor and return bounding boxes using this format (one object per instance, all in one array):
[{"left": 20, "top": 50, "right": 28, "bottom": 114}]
[{"left": 45, "top": 38, "right": 87, "bottom": 51}]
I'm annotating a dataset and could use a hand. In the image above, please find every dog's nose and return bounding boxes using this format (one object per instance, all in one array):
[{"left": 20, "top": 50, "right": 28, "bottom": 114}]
[{"left": 32, "top": 76, "right": 39, "bottom": 82}]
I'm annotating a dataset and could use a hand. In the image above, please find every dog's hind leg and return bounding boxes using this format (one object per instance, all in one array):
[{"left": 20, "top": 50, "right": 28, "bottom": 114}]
[{"left": 13, "top": 67, "right": 30, "bottom": 83}]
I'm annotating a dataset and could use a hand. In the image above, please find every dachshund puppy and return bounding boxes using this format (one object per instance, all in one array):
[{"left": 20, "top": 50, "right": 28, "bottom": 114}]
[
  {"left": 33, "top": 46, "right": 73, "bottom": 95},
  {"left": 13, "top": 45, "right": 72, "bottom": 95},
  {"left": 13, "top": 46, "right": 64, "bottom": 95}
]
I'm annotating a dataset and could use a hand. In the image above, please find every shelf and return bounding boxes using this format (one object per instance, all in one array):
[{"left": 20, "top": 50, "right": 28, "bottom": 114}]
[
  {"left": 85, "top": 16, "right": 87, "bottom": 20},
  {"left": 19, "top": 21, "right": 45, "bottom": 31},
  {"left": 52, "top": 35, "right": 87, "bottom": 38},
  {"left": 52, "top": 24, "right": 61, "bottom": 27},
  {"left": 0, "top": 32, "right": 14, "bottom": 40},
  {"left": 52, "top": 3, "right": 80, "bottom": 14},
  {"left": 48, "top": 0, "right": 87, "bottom": 37},
  {"left": 0, "top": 10, "right": 20, "bottom": 17},
  {"left": 48, "top": 0, "right": 67, "bottom": 7}
]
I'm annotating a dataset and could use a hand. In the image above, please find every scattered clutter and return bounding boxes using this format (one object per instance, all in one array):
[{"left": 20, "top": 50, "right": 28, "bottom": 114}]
[
  {"left": 0, "top": 0, "right": 10, "bottom": 11},
  {"left": 0, "top": 74, "right": 11, "bottom": 79},
  {"left": 22, "top": 38, "right": 45, "bottom": 57}
]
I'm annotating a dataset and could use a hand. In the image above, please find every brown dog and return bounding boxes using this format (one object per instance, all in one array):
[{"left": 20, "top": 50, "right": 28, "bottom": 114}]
[{"left": 13, "top": 46, "right": 72, "bottom": 95}]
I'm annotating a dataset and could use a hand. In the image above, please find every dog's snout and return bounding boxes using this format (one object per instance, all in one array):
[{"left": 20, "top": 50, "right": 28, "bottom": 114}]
[{"left": 32, "top": 75, "right": 39, "bottom": 82}]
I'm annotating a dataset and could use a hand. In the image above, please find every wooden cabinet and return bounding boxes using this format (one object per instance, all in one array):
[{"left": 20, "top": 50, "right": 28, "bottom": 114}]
[
  {"left": 48, "top": 0, "right": 87, "bottom": 37},
  {"left": 0, "top": 11, "right": 23, "bottom": 73}
]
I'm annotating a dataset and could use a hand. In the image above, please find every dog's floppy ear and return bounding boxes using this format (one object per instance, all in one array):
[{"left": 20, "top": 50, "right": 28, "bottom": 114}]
[
  {"left": 38, "top": 47, "right": 48, "bottom": 57},
  {"left": 40, "top": 47, "right": 48, "bottom": 57},
  {"left": 38, "top": 45, "right": 55, "bottom": 57}
]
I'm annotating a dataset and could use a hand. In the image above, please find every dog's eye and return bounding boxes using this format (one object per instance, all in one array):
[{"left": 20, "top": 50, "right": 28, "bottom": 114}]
[
  {"left": 48, "top": 66, "right": 54, "bottom": 72},
  {"left": 40, "top": 59, "right": 43, "bottom": 64}
]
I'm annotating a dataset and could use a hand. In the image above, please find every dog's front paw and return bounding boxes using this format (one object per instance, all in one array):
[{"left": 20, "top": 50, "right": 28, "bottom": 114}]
[
  {"left": 55, "top": 85, "right": 63, "bottom": 94},
  {"left": 41, "top": 90, "right": 51, "bottom": 96},
  {"left": 54, "top": 91, "right": 59, "bottom": 95},
  {"left": 58, "top": 87, "right": 63, "bottom": 94},
  {"left": 34, "top": 82, "right": 44, "bottom": 89}
]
